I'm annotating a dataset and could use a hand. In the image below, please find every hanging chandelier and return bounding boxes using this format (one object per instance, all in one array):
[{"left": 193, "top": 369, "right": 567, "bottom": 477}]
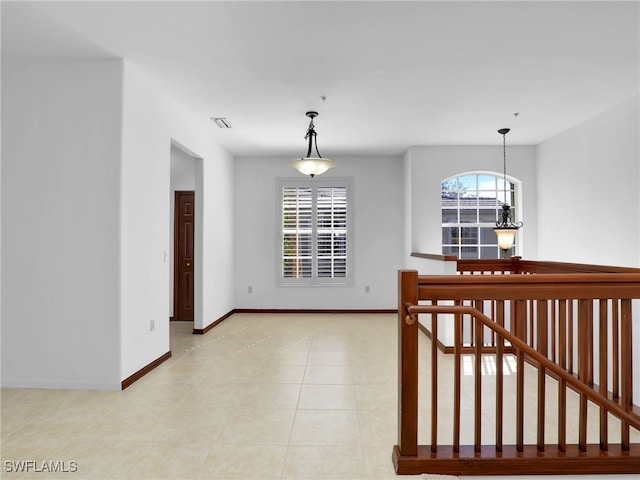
[
  {"left": 289, "top": 111, "right": 336, "bottom": 177},
  {"left": 493, "top": 128, "right": 523, "bottom": 255}
]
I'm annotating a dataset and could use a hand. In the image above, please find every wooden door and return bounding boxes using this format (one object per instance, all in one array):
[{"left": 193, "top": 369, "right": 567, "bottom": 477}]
[{"left": 174, "top": 191, "right": 195, "bottom": 321}]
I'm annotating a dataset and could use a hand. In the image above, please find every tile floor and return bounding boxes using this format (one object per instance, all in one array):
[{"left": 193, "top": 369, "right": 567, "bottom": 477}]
[{"left": 1, "top": 313, "right": 638, "bottom": 479}]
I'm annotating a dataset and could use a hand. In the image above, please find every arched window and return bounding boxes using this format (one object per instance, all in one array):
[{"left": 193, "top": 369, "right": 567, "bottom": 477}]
[{"left": 442, "top": 173, "right": 520, "bottom": 259}]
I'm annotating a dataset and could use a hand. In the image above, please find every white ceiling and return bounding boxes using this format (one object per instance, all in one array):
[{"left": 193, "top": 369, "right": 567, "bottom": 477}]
[{"left": 2, "top": 1, "right": 638, "bottom": 156}]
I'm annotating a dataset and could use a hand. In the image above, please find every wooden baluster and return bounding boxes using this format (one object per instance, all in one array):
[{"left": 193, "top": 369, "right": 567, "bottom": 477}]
[
  {"left": 516, "top": 299, "right": 526, "bottom": 452},
  {"left": 469, "top": 299, "right": 474, "bottom": 349},
  {"left": 620, "top": 299, "right": 632, "bottom": 451},
  {"left": 568, "top": 300, "right": 575, "bottom": 374},
  {"left": 578, "top": 299, "right": 592, "bottom": 452},
  {"left": 510, "top": 299, "right": 517, "bottom": 339},
  {"left": 598, "top": 299, "right": 609, "bottom": 451},
  {"left": 587, "top": 301, "right": 594, "bottom": 387},
  {"left": 496, "top": 300, "right": 504, "bottom": 453},
  {"left": 491, "top": 299, "right": 496, "bottom": 347},
  {"left": 453, "top": 303, "right": 462, "bottom": 453},
  {"left": 431, "top": 307, "right": 438, "bottom": 453},
  {"left": 612, "top": 299, "right": 620, "bottom": 400},
  {"left": 551, "top": 299, "right": 557, "bottom": 363},
  {"left": 529, "top": 300, "right": 535, "bottom": 348},
  {"left": 557, "top": 299, "right": 567, "bottom": 452},
  {"left": 474, "top": 310, "right": 482, "bottom": 453},
  {"left": 536, "top": 300, "right": 547, "bottom": 452},
  {"left": 398, "top": 270, "right": 418, "bottom": 456}
]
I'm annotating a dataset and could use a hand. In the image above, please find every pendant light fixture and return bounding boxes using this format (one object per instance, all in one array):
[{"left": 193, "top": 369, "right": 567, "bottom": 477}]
[
  {"left": 289, "top": 111, "right": 336, "bottom": 177},
  {"left": 493, "top": 128, "right": 523, "bottom": 256}
]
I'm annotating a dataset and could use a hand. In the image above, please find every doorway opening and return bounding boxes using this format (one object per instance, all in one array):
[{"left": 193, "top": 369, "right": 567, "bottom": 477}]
[{"left": 169, "top": 142, "right": 199, "bottom": 331}]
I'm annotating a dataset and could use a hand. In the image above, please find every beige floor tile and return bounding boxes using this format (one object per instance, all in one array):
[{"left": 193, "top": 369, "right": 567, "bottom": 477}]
[
  {"left": 297, "top": 384, "right": 357, "bottom": 410},
  {"left": 354, "top": 383, "right": 397, "bottom": 410},
  {"left": 307, "top": 351, "right": 350, "bottom": 366},
  {"left": 242, "top": 383, "right": 302, "bottom": 409},
  {"left": 256, "top": 364, "right": 306, "bottom": 384},
  {"left": 282, "top": 445, "right": 365, "bottom": 479},
  {"left": 143, "top": 406, "right": 234, "bottom": 443},
  {"left": 358, "top": 409, "right": 397, "bottom": 446},
  {"left": 219, "top": 408, "right": 296, "bottom": 445},
  {"left": 89, "top": 439, "right": 210, "bottom": 479},
  {"left": 290, "top": 409, "right": 360, "bottom": 446},
  {"left": 196, "top": 444, "right": 287, "bottom": 479},
  {"left": 303, "top": 365, "right": 353, "bottom": 385}
]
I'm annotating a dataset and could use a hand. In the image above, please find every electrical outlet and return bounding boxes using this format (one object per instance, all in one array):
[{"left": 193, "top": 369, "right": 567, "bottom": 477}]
[
  {"left": 365, "top": 285, "right": 371, "bottom": 293},
  {"left": 150, "top": 318, "right": 155, "bottom": 332},
  {"left": 248, "top": 286, "right": 253, "bottom": 293}
]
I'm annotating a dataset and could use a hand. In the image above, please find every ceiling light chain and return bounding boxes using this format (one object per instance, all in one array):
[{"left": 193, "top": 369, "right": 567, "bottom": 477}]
[
  {"left": 304, "top": 114, "right": 322, "bottom": 158},
  {"left": 493, "top": 128, "right": 523, "bottom": 256}
]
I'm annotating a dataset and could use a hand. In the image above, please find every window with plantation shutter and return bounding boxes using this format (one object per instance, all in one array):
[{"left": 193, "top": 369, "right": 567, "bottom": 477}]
[{"left": 280, "top": 179, "right": 351, "bottom": 285}]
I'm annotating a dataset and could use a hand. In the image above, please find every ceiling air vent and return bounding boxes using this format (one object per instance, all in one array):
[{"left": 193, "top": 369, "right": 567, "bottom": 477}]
[{"left": 211, "top": 117, "right": 232, "bottom": 129}]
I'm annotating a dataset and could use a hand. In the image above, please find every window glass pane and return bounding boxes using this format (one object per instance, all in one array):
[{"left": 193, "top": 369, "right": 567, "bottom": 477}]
[
  {"left": 477, "top": 175, "right": 496, "bottom": 190},
  {"left": 318, "top": 258, "right": 332, "bottom": 277},
  {"left": 460, "top": 227, "right": 478, "bottom": 245},
  {"left": 479, "top": 208, "right": 497, "bottom": 223},
  {"left": 283, "top": 258, "right": 312, "bottom": 278},
  {"left": 480, "top": 227, "right": 498, "bottom": 244},
  {"left": 333, "top": 233, "right": 347, "bottom": 255},
  {"left": 459, "top": 209, "right": 477, "bottom": 223},
  {"left": 442, "top": 245, "right": 458, "bottom": 256},
  {"left": 481, "top": 246, "right": 499, "bottom": 259},
  {"left": 461, "top": 246, "right": 478, "bottom": 259},
  {"left": 333, "top": 258, "right": 347, "bottom": 277},
  {"left": 441, "top": 180, "right": 459, "bottom": 199},
  {"left": 442, "top": 227, "right": 459, "bottom": 245},
  {"left": 501, "top": 246, "right": 515, "bottom": 258},
  {"left": 442, "top": 209, "right": 458, "bottom": 223},
  {"left": 458, "top": 175, "right": 476, "bottom": 191},
  {"left": 496, "top": 178, "right": 510, "bottom": 191},
  {"left": 317, "top": 233, "right": 332, "bottom": 256}
]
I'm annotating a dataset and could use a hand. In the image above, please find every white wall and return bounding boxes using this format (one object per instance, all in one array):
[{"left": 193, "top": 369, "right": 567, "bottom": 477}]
[
  {"left": 1, "top": 60, "right": 123, "bottom": 389},
  {"left": 536, "top": 96, "right": 640, "bottom": 404},
  {"left": 536, "top": 97, "right": 640, "bottom": 267},
  {"left": 402, "top": 150, "right": 413, "bottom": 263},
  {"left": 1, "top": 58, "right": 236, "bottom": 389},
  {"left": 119, "top": 63, "right": 172, "bottom": 380},
  {"left": 405, "top": 145, "right": 538, "bottom": 260},
  {"left": 198, "top": 141, "right": 235, "bottom": 329},
  {"left": 234, "top": 155, "right": 404, "bottom": 309},
  {"left": 170, "top": 144, "right": 197, "bottom": 192}
]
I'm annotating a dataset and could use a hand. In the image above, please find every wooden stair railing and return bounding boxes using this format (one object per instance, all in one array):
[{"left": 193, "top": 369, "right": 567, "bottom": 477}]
[{"left": 393, "top": 269, "right": 640, "bottom": 476}]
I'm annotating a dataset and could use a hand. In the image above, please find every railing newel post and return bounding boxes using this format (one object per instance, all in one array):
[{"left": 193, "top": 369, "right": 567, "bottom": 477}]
[{"left": 397, "top": 270, "right": 419, "bottom": 458}]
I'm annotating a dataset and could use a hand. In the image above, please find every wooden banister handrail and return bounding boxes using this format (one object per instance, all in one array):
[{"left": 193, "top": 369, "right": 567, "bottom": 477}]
[
  {"left": 410, "top": 252, "right": 458, "bottom": 261},
  {"left": 404, "top": 303, "right": 640, "bottom": 429},
  {"left": 416, "top": 272, "right": 640, "bottom": 301},
  {"left": 455, "top": 257, "right": 640, "bottom": 275}
]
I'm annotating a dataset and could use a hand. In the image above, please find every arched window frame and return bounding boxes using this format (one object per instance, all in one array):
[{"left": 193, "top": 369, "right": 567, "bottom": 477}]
[{"left": 441, "top": 171, "right": 523, "bottom": 259}]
